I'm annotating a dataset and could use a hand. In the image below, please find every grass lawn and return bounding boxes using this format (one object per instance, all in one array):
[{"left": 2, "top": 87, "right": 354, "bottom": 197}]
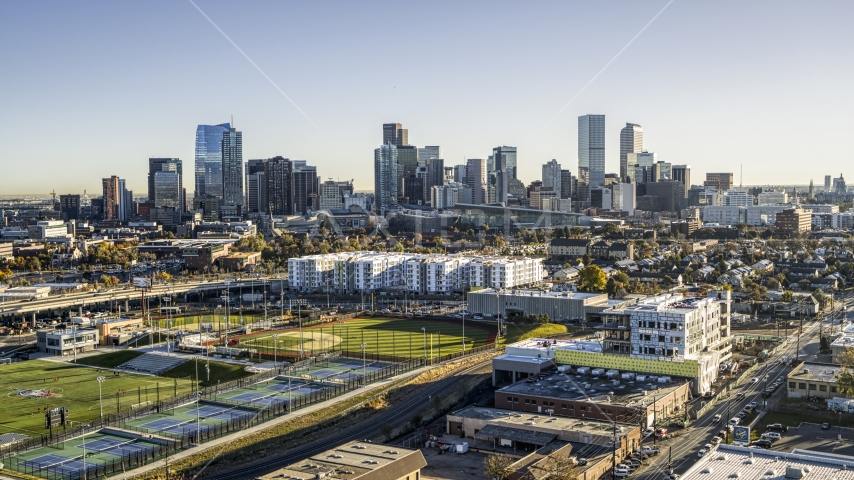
[
  {"left": 0, "top": 360, "right": 195, "bottom": 436},
  {"left": 503, "top": 323, "right": 571, "bottom": 344},
  {"left": 159, "top": 359, "right": 255, "bottom": 388},
  {"left": 74, "top": 350, "right": 144, "bottom": 368},
  {"left": 229, "top": 317, "right": 494, "bottom": 360}
]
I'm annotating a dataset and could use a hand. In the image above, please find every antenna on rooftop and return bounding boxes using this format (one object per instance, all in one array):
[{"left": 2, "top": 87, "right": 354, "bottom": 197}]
[{"left": 231, "top": 114, "right": 234, "bottom": 128}]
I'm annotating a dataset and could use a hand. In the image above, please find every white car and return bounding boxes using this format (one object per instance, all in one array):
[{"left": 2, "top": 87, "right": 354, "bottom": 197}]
[
  {"left": 750, "top": 378, "right": 759, "bottom": 384},
  {"left": 698, "top": 448, "right": 707, "bottom": 458},
  {"left": 643, "top": 428, "right": 655, "bottom": 437},
  {"left": 762, "top": 432, "right": 782, "bottom": 440}
]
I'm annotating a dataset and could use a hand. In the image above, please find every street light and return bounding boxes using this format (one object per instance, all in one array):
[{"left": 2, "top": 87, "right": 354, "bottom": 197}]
[
  {"left": 273, "top": 334, "right": 279, "bottom": 367},
  {"left": 96, "top": 376, "right": 105, "bottom": 419}
]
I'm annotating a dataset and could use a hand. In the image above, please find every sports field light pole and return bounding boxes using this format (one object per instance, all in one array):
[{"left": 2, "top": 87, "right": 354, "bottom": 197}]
[
  {"left": 273, "top": 334, "right": 279, "bottom": 367},
  {"left": 194, "top": 355, "right": 201, "bottom": 445},
  {"left": 360, "top": 343, "right": 367, "bottom": 381},
  {"left": 421, "top": 327, "right": 427, "bottom": 365},
  {"left": 462, "top": 311, "right": 466, "bottom": 353},
  {"left": 96, "top": 376, "right": 105, "bottom": 419},
  {"left": 68, "top": 421, "right": 88, "bottom": 480}
]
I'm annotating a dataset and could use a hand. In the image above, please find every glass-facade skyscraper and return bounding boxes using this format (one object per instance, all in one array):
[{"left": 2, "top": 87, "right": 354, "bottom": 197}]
[
  {"left": 148, "top": 158, "right": 183, "bottom": 211},
  {"left": 194, "top": 123, "right": 230, "bottom": 198},
  {"left": 619, "top": 123, "right": 643, "bottom": 181},
  {"left": 578, "top": 114, "right": 605, "bottom": 200},
  {"left": 221, "top": 128, "right": 244, "bottom": 208},
  {"left": 374, "top": 144, "right": 398, "bottom": 215}
]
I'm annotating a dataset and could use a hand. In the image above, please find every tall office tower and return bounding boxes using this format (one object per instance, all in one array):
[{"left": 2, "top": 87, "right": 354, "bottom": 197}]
[
  {"left": 417, "top": 146, "right": 440, "bottom": 165},
  {"left": 264, "top": 156, "right": 292, "bottom": 215},
  {"left": 578, "top": 114, "right": 606, "bottom": 198},
  {"left": 153, "top": 163, "right": 181, "bottom": 210},
  {"left": 396, "top": 145, "right": 418, "bottom": 201},
  {"left": 704, "top": 172, "right": 734, "bottom": 191},
  {"left": 808, "top": 179, "right": 814, "bottom": 200},
  {"left": 611, "top": 182, "right": 636, "bottom": 215},
  {"left": 221, "top": 128, "right": 244, "bottom": 208},
  {"left": 245, "top": 159, "right": 266, "bottom": 213},
  {"left": 117, "top": 179, "right": 129, "bottom": 222},
  {"left": 465, "top": 158, "right": 486, "bottom": 205},
  {"left": 491, "top": 146, "right": 517, "bottom": 204},
  {"left": 443, "top": 166, "right": 455, "bottom": 185},
  {"left": 672, "top": 165, "right": 691, "bottom": 197},
  {"left": 653, "top": 161, "right": 672, "bottom": 181},
  {"left": 194, "top": 123, "right": 230, "bottom": 198},
  {"left": 148, "top": 158, "right": 183, "bottom": 211},
  {"left": 576, "top": 167, "right": 590, "bottom": 204},
  {"left": 59, "top": 194, "right": 81, "bottom": 221},
  {"left": 425, "top": 158, "right": 445, "bottom": 189},
  {"left": 102, "top": 176, "right": 121, "bottom": 221},
  {"left": 542, "top": 159, "right": 562, "bottom": 191},
  {"left": 454, "top": 164, "right": 467, "bottom": 183},
  {"left": 292, "top": 162, "right": 319, "bottom": 214},
  {"left": 382, "top": 123, "right": 408, "bottom": 147},
  {"left": 619, "top": 123, "right": 643, "bottom": 181},
  {"left": 825, "top": 175, "right": 832, "bottom": 192},
  {"left": 486, "top": 155, "right": 496, "bottom": 203},
  {"left": 560, "top": 169, "right": 574, "bottom": 199},
  {"left": 374, "top": 144, "right": 399, "bottom": 215}
]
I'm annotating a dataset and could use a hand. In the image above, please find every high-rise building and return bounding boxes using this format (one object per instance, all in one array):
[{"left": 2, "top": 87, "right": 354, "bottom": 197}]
[
  {"left": 825, "top": 175, "right": 832, "bottom": 192},
  {"left": 619, "top": 123, "right": 643, "bottom": 181},
  {"left": 454, "top": 165, "right": 467, "bottom": 183},
  {"left": 704, "top": 172, "right": 734, "bottom": 191},
  {"left": 292, "top": 162, "right": 319, "bottom": 214},
  {"left": 194, "top": 123, "right": 230, "bottom": 198},
  {"left": 320, "top": 179, "right": 353, "bottom": 211},
  {"left": 560, "top": 169, "right": 574, "bottom": 199},
  {"left": 221, "top": 128, "right": 243, "bottom": 209},
  {"left": 153, "top": 163, "right": 181, "bottom": 211},
  {"left": 264, "top": 156, "right": 292, "bottom": 215},
  {"left": 490, "top": 146, "right": 517, "bottom": 204},
  {"left": 374, "top": 144, "right": 399, "bottom": 215},
  {"left": 672, "top": 165, "right": 691, "bottom": 197},
  {"left": 611, "top": 183, "right": 636, "bottom": 215},
  {"left": 542, "top": 159, "right": 562, "bottom": 191},
  {"left": 148, "top": 158, "right": 183, "bottom": 211},
  {"left": 465, "top": 158, "right": 486, "bottom": 205},
  {"left": 102, "top": 176, "right": 121, "bottom": 221},
  {"left": 245, "top": 159, "right": 266, "bottom": 214},
  {"left": 578, "top": 114, "right": 606, "bottom": 198},
  {"left": 443, "top": 166, "right": 455, "bottom": 185},
  {"left": 417, "top": 146, "right": 440, "bottom": 165},
  {"left": 59, "top": 194, "right": 80, "bottom": 221},
  {"left": 382, "top": 123, "right": 408, "bottom": 147},
  {"left": 117, "top": 179, "right": 131, "bottom": 222},
  {"left": 653, "top": 161, "right": 672, "bottom": 182}
]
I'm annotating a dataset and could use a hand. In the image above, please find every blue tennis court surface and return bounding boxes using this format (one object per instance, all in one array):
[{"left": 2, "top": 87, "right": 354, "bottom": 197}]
[
  {"left": 21, "top": 454, "right": 91, "bottom": 476},
  {"left": 228, "top": 392, "right": 288, "bottom": 407},
  {"left": 185, "top": 405, "right": 254, "bottom": 420},
  {"left": 304, "top": 368, "right": 340, "bottom": 378},
  {"left": 140, "top": 418, "right": 200, "bottom": 435},
  {"left": 76, "top": 437, "right": 157, "bottom": 457}
]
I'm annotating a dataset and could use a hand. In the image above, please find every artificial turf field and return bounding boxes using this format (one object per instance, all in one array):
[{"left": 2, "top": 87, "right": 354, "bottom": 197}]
[
  {"left": 0, "top": 360, "right": 195, "bottom": 437},
  {"left": 228, "top": 317, "right": 496, "bottom": 359}
]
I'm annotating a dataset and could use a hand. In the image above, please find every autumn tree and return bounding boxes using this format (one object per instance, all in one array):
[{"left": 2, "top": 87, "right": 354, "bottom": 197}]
[
  {"left": 578, "top": 265, "right": 607, "bottom": 292},
  {"left": 483, "top": 453, "right": 514, "bottom": 480}
]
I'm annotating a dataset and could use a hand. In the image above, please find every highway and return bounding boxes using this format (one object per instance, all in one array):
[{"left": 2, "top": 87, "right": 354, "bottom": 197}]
[
  {"left": 636, "top": 292, "right": 853, "bottom": 479},
  {"left": 0, "top": 278, "right": 280, "bottom": 319}
]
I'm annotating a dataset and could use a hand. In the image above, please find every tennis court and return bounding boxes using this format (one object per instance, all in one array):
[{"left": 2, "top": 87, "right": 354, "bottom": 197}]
[
  {"left": 124, "top": 400, "right": 261, "bottom": 439},
  {"left": 10, "top": 431, "right": 164, "bottom": 479},
  {"left": 227, "top": 391, "right": 289, "bottom": 407}
]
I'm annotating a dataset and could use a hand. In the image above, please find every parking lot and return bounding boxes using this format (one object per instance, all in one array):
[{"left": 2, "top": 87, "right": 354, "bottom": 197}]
[{"left": 765, "top": 422, "right": 854, "bottom": 456}]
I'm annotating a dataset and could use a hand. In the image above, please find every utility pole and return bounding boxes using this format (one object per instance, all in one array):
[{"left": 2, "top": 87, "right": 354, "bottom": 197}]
[
  {"left": 611, "top": 420, "right": 617, "bottom": 480},
  {"left": 796, "top": 311, "right": 804, "bottom": 363}
]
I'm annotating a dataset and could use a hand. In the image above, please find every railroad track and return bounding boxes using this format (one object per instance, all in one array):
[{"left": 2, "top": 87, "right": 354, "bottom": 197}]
[{"left": 199, "top": 358, "right": 492, "bottom": 479}]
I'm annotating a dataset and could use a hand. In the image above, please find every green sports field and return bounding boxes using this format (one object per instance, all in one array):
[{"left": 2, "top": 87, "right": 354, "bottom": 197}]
[
  {"left": 229, "top": 317, "right": 496, "bottom": 360},
  {"left": 0, "top": 360, "right": 195, "bottom": 437}
]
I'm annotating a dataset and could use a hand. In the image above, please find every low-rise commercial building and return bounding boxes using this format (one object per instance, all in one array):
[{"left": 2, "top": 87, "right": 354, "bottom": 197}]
[
  {"left": 681, "top": 444, "right": 854, "bottom": 480},
  {"left": 786, "top": 361, "right": 841, "bottom": 399},
  {"left": 548, "top": 238, "right": 590, "bottom": 258},
  {"left": 256, "top": 440, "right": 427, "bottom": 480},
  {"left": 96, "top": 318, "right": 147, "bottom": 346},
  {"left": 36, "top": 327, "right": 99, "bottom": 356},
  {"left": 470, "top": 290, "right": 610, "bottom": 327}
]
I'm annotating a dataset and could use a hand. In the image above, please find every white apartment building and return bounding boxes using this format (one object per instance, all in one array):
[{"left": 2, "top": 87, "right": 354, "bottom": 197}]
[
  {"left": 756, "top": 190, "right": 789, "bottom": 205},
  {"left": 800, "top": 204, "right": 840, "bottom": 214},
  {"left": 703, "top": 206, "right": 745, "bottom": 225},
  {"left": 290, "top": 253, "right": 544, "bottom": 294},
  {"left": 27, "top": 221, "right": 70, "bottom": 240},
  {"left": 721, "top": 189, "right": 752, "bottom": 207}
]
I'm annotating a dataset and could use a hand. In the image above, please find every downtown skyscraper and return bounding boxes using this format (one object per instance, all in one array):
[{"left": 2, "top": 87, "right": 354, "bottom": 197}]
[
  {"left": 194, "top": 123, "right": 230, "bottom": 199},
  {"left": 374, "top": 144, "right": 398, "bottom": 216},
  {"left": 578, "top": 114, "right": 605, "bottom": 201},
  {"left": 148, "top": 158, "right": 183, "bottom": 212},
  {"left": 221, "top": 128, "right": 244, "bottom": 209},
  {"left": 619, "top": 123, "right": 643, "bottom": 181}
]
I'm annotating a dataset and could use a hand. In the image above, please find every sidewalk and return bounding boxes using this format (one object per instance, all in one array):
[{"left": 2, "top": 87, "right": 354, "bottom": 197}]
[{"left": 110, "top": 362, "right": 435, "bottom": 479}]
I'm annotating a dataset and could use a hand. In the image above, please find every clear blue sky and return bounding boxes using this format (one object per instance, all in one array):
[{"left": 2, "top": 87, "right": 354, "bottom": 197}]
[{"left": 1, "top": 1, "right": 852, "bottom": 195}]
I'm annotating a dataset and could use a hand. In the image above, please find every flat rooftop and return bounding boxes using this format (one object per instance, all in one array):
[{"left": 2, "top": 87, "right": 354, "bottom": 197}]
[
  {"left": 787, "top": 362, "right": 841, "bottom": 383},
  {"left": 498, "top": 371, "right": 685, "bottom": 405},
  {"left": 256, "top": 440, "right": 426, "bottom": 480},
  {"left": 450, "top": 405, "right": 636, "bottom": 438},
  {"left": 681, "top": 444, "right": 854, "bottom": 480},
  {"left": 506, "top": 338, "right": 602, "bottom": 354},
  {"left": 622, "top": 293, "right": 714, "bottom": 314}
]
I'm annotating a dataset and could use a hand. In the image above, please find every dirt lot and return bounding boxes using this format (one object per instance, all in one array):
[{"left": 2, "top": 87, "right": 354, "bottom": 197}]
[{"left": 420, "top": 446, "right": 493, "bottom": 480}]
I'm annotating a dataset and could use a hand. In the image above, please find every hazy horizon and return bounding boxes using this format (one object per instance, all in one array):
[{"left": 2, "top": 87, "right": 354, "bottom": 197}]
[{"left": 2, "top": 1, "right": 852, "bottom": 196}]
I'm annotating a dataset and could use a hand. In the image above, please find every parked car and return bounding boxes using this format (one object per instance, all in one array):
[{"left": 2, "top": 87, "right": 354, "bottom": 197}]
[
  {"left": 748, "top": 402, "right": 758, "bottom": 409},
  {"left": 697, "top": 448, "right": 708, "bottom": 458},
  {"left": 766, "top": 423, "right": 789, "bottom": 432},
  {"left": 712, "top": 436, "right": 722, "bottom": 445},
  {"left": 752, "top": 439, "right": 772, "bottom": 448},
  {"left": 643, "top": 428, "right": 655, "bottom": 437},
  {"left": 822, "top": 422, "right": 831, "bottom": 430},
  {"left": 761, "top": 432, "right": 781, "bottom": 441},
  {"left": 642, "top": 446, "right": 660, "bottom": 455}
]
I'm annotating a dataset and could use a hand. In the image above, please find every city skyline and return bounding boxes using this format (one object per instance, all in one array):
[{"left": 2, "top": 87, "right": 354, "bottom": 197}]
[{"left": 3, "top": 2, "right": 854, "bottom": 194}]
